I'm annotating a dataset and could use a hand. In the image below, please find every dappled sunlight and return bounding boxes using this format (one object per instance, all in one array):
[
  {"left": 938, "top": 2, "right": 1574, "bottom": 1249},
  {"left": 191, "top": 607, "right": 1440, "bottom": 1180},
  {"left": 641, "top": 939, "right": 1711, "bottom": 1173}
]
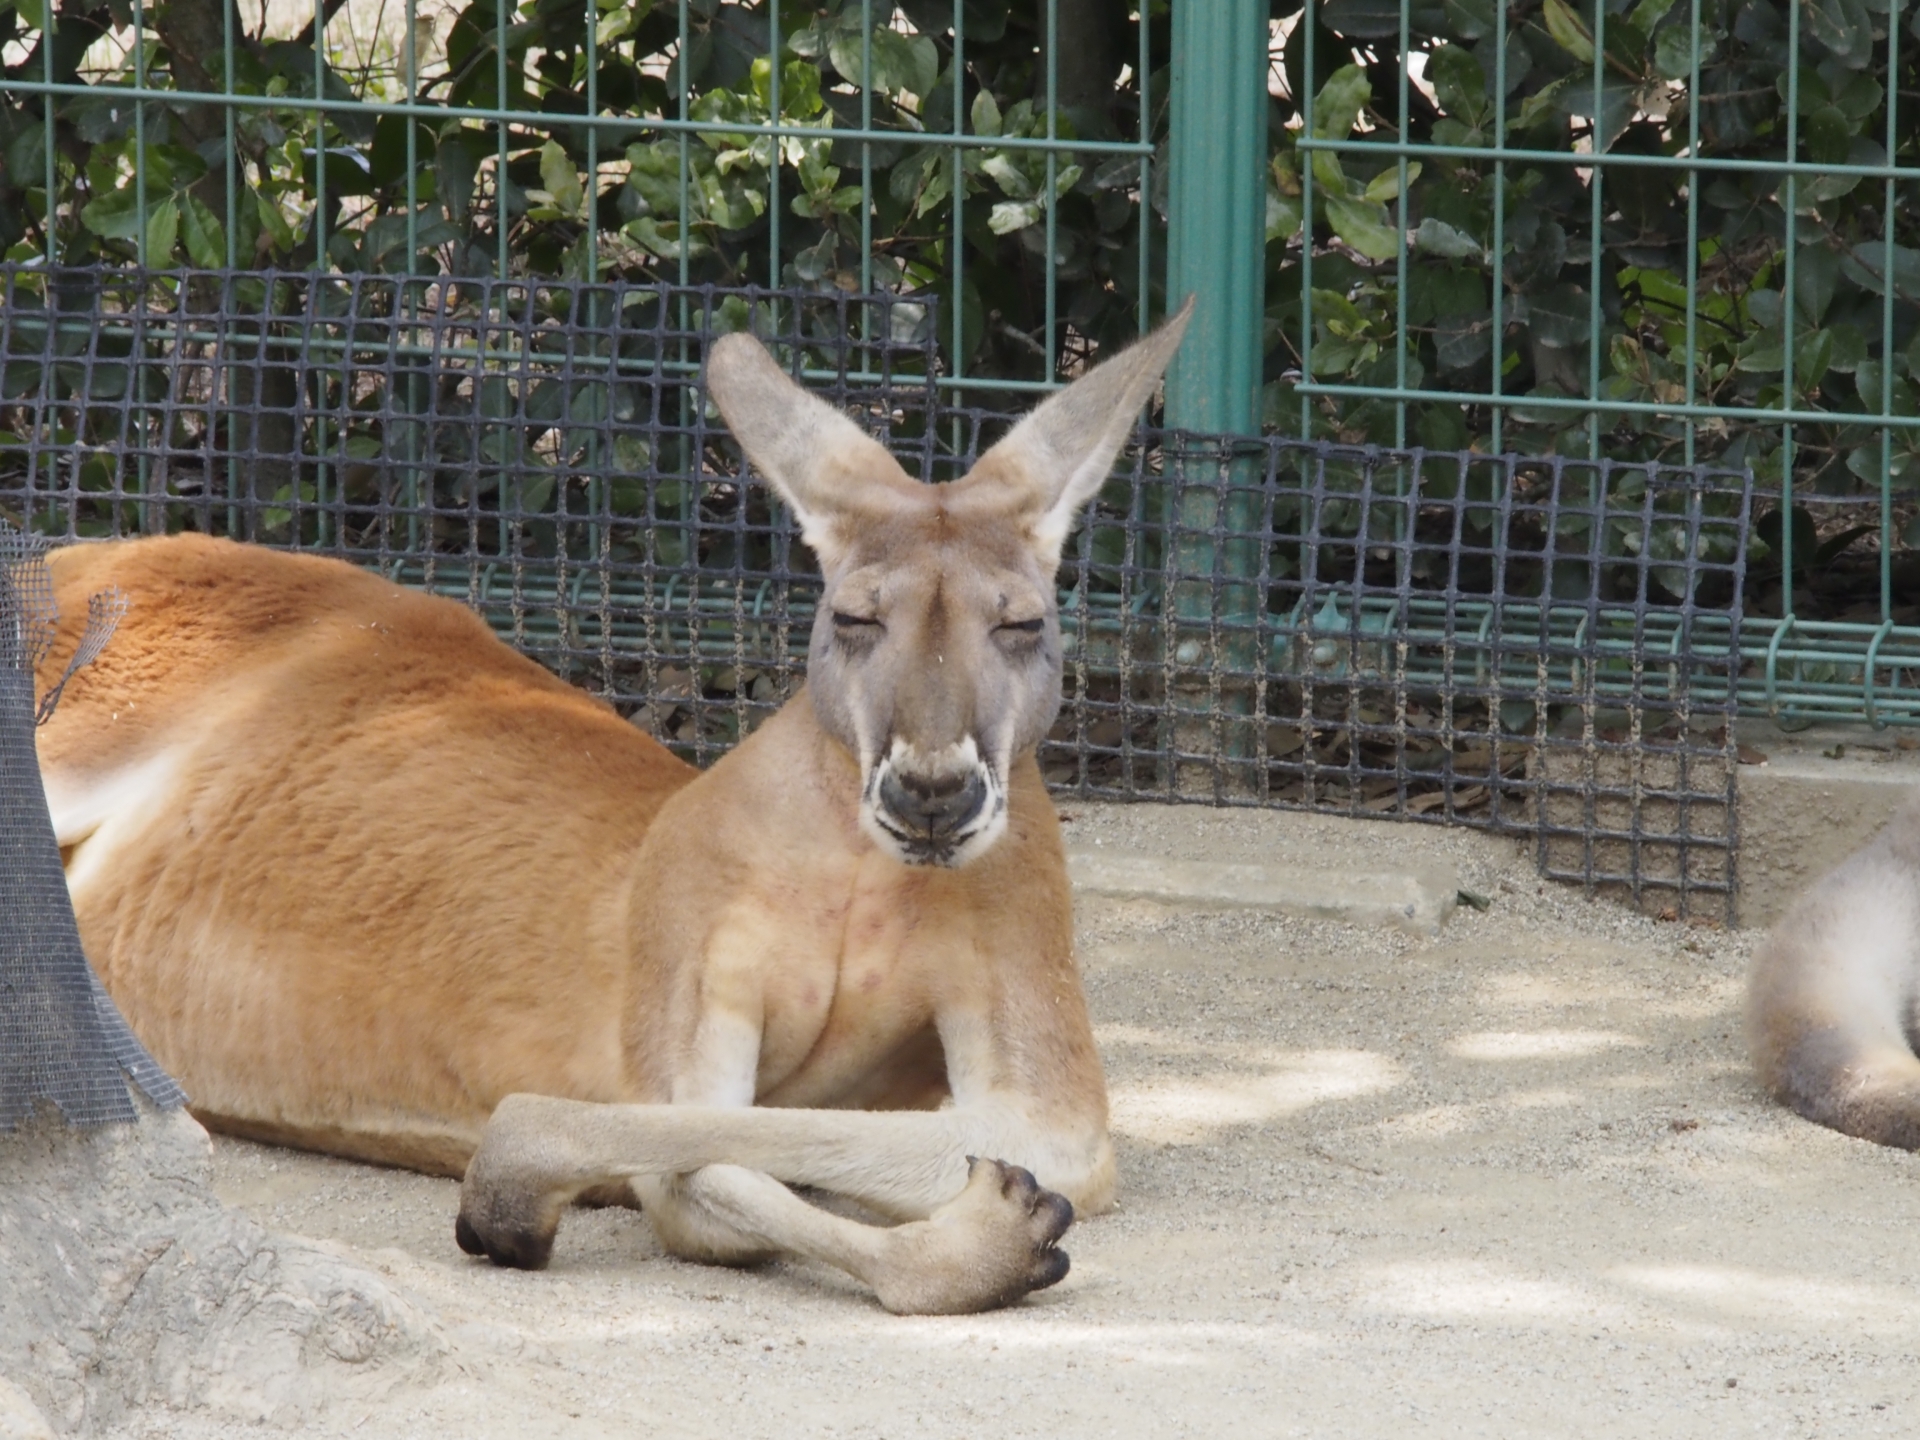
[
  {"left": 1367, "top": 1103, "right": 1483, "bottom": 1139},
  {"left": 1449, "top": 1029, "right": 1647, "bottom": 1061},
  {"left": 1476, "top": 970, "right": 1740, "bottom": 1021},
  {"left": 1609, "top": 1264, "right": 1920, "bottom": 1337},
  {"left": 1109, "top": 1050, "right": 1403, "bottom": 1145},
  {"left": 865, "top": 1317, "right": 1325, "bottom": 1367},
  {"left": 1359, "top": 1260, "right": 1628, "bottom": 1325},
  {"left": 1500, "top": 1087, "right": 1584, "bottom": 1110}
]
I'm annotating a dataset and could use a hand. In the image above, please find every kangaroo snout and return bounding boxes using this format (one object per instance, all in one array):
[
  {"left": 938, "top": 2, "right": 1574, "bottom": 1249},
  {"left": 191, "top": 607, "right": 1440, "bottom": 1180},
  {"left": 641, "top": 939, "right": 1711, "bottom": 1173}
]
[
  {"left": 863, "top": 737, "right": 1005, "bottom": 867},
  {"left": 880, "top": 766, "right": 988, "bottom": 842}
]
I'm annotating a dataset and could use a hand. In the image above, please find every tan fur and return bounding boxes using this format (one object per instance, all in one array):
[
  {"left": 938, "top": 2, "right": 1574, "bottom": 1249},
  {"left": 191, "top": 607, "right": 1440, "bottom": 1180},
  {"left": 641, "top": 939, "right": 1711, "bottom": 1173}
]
[
  {"left": 1748, "top": 794, "right": 1920, "bottom": 1149},
  {"left": 36, "top": 303, "right": 1192, "bottom": 1314}
]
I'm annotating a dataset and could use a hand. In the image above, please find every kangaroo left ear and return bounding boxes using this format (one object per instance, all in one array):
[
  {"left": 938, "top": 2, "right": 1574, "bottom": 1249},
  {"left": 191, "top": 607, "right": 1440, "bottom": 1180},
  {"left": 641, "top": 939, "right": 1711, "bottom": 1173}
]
[
  {"left": 704, "top": 331, "right": 922, "bottom": 568},
  {"left": 963, "top": 297, "right": 1194, "bottom": 562}
]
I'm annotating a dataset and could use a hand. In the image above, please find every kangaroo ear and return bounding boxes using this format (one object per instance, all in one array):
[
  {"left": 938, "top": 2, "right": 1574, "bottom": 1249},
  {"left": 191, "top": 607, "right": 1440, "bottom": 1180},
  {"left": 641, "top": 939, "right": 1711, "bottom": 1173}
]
[
  {"left": 965, "top": 297, "right": 1194, "bottom": 561},
  {"left": 704, "top": 332, "right": 919, "bottom": 566}
]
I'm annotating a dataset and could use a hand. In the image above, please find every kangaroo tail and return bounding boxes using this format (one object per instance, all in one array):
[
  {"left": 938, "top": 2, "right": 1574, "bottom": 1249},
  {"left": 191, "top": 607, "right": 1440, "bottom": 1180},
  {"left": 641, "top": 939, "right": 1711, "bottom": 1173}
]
[{"left": 1748, "top": 840, "right": 1920, "bottom": 1150}]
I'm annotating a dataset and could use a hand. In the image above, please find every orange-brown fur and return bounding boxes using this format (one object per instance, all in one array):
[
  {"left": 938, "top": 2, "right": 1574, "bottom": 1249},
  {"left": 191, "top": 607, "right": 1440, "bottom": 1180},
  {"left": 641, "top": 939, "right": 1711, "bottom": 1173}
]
[{"left": 39, "top": 536, "right": 687, "bottom": 1171}]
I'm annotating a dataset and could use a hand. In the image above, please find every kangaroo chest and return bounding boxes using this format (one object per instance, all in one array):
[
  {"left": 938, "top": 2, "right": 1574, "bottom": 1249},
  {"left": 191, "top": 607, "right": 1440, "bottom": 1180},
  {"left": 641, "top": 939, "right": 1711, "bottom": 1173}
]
[{"left": 696, "top": 856, "right": 961, "bottom": 1107}]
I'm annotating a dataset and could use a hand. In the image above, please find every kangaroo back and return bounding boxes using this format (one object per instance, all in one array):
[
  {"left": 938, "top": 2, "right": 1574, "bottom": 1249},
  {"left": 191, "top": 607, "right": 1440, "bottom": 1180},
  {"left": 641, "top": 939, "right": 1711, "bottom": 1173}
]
[{"left": 1749, "top": 798, "right": 1920, "bottom": 1147}]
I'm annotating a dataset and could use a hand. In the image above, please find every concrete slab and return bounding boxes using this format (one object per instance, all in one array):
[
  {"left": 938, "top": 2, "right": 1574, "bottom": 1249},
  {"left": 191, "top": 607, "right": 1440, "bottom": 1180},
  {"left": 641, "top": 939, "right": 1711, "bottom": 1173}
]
[
  {"left": 1067, "top": 850, "right": 1460, "bottom": 934},
  {"left": 1734, "top": 721, "right": 1920, "bottom": 928},
  {"left": 1060, "top": 800, "right": 1517, "bottom": 934}
]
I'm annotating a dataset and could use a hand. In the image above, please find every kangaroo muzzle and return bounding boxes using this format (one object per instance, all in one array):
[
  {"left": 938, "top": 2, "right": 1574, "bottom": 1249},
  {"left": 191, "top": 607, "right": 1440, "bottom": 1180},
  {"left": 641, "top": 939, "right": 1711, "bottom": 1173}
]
[{"left": 862, "top": 737, "right": 1007, "bottom": 867}]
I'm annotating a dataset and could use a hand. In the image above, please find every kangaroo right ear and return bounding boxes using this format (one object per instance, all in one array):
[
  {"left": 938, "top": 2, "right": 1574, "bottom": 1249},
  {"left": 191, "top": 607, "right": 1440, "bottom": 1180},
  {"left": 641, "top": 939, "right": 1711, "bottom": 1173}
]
[
  {"left": 960, "top": 298, "right": 1193, "bottom": 564},
  {"left": 704, "top": 333, "right": 919, "bottom": 567}
]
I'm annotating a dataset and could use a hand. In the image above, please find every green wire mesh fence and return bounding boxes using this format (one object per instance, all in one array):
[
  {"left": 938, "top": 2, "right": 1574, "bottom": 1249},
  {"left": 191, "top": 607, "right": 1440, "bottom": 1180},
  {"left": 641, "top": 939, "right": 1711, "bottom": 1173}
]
[
  {"left": 18, "top": 0, "right": 1920, "bottom": 730},
  {"left": 1285, "top": 0, "right": 1920, "bottom": 729}
]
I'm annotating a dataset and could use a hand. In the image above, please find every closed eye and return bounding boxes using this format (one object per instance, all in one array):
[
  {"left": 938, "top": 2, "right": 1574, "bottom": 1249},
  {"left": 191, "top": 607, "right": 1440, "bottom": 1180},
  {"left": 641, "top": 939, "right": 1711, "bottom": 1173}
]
[
  {"left": 997, "top": 617, "right": 1045, "bottom": 634},
  {"left": 833, "top": 611, "right": 882, "bottom": 630}
]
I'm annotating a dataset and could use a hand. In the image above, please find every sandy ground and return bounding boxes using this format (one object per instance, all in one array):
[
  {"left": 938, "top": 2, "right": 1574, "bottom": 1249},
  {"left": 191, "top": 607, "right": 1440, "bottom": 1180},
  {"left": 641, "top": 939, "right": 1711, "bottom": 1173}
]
[{"left": 93, "top": 805, "right": 1920, "bottom": 1440}]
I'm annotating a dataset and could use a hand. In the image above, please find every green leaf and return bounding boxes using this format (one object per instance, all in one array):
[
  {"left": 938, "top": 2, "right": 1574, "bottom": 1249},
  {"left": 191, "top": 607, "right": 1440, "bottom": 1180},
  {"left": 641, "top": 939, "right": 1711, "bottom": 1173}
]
[
  {"left": 1428, "top": 44, "right": 1487, "bottom": 122},
  {"left": 1526, "top": 281, "right": 1592, "bottom": 348},
  {"left": 1652, "top": 25, "right": 1698, "bottom": 80},
  {"left": 830, "top": 28, "right": 938, "bottom": 96},
  {"left": 774, "top": 58, "right": 823, "bottom": 118},
  {"left": 1441, "top": 0, "right": 1495, "bottom": 39},
  {"left": 1795, "top": 245, "right": 1840, "bottom": 325},
  {"left": 1435, "top": 316, "right": 1491, "bottom": 372},
  {"left": 1835, "top": 73, "right": 1885, "bottom": 121},
  {"left": 1628, "top": 0, "right": 1677, "bottom": 31},
  {"left": 988, "top": 199, "right": 1041, "bottom": 235},
  {"left": 1414, "top": 217, "right": 1481, "bottom": 259},
  {"left": 1515, "top": 76, "right": 1573, "bottom": 130},
  {"left": 971, "top": 89, "right": 1002, "bottom": 138},
  {"left": 1840, "top": 241, "right": 1920, "bottom": 304},
  {"left": 1805, "top": 0, "right": 1871, "bottom": 63},
  {"left": 1805, "top": 105, "right": 1854, "bottom": 166},
  {"left": 145, "top": 198, "right": 179, "bottom": 260},
  {"left": 538, "top": 139, "right": 585, "bottom": 218},
  {"left": 1362, "top": 161, "right": 1419, "bottom": 203},
  {"left": 179, "top": 195, "right": 224, "bottom": 267},
  {"left": 254, "top": 188, "right": 295, "bottom": 252},
  {"left": 1795, "top": 328, "right": 1835, "bottom": 394},
  {"left": 15, "top": 0, "right": 43, "bottom": 28},
  {"left": 1311, "top": 64, "right": 1372, "bottom": 141},
  {"left": 1825, "top": 322, "right": 1867, "bottom": 374},
  {"left": 1733, "top": 330, "right": 1784, "bottom": 373},
  {"left": 1321, "top": 0, "right": 1402, "bottom": 36},
  {"left": 625, "top": 142, "right": 683, "bottom": 216},
  {"left": 981, "top": 153, "right": 1034, "bottom": 200},
  {"left": 1325, "top": 195, "right": 1399, "bottom": 261},
  {"left": 1266, "top": 190, "right": 1303, "bottom": 243},
  {"left": 596, "top": 4, "right": 632, "bottom": 45},
  {"left": 81, "top": 186, "right": 144, "bottom": 241},
  {"left": 437, "top": 131, "right": 485, "bottom": 224},
  {"left": 1540, "top": 0, "right": 1595, "bottom": 63},
  {"left": 1310, "top": 150, "right": 1352, "bottom": 198}
]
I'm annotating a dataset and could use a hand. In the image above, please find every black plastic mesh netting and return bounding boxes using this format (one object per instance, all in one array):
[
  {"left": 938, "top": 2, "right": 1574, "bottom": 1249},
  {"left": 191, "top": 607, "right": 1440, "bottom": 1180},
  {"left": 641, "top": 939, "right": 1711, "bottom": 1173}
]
[
  {"left": 0, "top": 522, "right": 185, "bottom": 1128},
  {"left": 0, "top": 267, "right": 1751, "bottom": 919}
]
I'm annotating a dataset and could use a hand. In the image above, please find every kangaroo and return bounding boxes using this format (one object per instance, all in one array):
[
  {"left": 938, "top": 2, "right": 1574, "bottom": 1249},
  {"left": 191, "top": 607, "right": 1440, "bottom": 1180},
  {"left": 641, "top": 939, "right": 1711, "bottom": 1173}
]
[
  {"left": 1749, "top": 796, "right": 1920, "bottom": 1149},
  {"left": 33, "top": 303, "right": 1192, "bottom": 1314}
]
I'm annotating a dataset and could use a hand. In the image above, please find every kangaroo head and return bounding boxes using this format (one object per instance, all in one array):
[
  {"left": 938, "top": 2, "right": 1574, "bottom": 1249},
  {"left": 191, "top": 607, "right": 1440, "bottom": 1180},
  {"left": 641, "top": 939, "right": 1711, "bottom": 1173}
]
[{"left": 705, "top": 303, "right": 1191, "bottom": 868}]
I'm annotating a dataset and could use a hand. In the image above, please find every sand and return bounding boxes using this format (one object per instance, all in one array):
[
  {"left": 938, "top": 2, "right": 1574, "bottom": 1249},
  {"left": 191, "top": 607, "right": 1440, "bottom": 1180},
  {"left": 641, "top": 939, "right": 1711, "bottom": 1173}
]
[{"left": 59, "top": 803, "right": 1920, "bottom": 1439}]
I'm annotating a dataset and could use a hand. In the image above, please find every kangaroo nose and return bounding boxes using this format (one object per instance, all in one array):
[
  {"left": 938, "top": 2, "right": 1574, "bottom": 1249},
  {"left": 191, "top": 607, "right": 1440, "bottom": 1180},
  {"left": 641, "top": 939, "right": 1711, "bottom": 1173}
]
[{"left": 880, "top": 767, "right": 988, "bottom": 840}]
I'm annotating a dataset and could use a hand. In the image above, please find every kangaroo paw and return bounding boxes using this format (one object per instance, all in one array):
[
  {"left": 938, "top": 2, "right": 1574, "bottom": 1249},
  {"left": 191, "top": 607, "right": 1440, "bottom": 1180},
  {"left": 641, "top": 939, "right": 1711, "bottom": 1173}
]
[{"left": 871, "top": 1156, "right": 1075, "bottom": 1315}]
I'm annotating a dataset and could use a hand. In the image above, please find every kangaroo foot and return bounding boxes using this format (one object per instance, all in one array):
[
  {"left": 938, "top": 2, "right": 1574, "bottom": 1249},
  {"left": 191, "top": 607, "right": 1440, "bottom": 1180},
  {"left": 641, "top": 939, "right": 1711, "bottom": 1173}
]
[
  {"left": 455, "top": 1107, "right": 576, "bottom": 1270},
  {"left": 869, "top": 1157, "right": 1074, "bottom": 1315}
]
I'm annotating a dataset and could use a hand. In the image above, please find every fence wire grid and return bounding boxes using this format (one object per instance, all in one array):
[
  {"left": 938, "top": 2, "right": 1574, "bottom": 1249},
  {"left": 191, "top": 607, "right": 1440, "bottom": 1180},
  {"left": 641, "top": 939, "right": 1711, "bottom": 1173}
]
[{"left": 1, "top": 266, "right": 1750, "bottom": 918}]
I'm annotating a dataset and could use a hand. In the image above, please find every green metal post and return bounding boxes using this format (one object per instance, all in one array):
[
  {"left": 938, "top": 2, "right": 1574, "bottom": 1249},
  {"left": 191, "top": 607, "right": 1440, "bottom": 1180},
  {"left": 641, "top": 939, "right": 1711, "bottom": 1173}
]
[
  {"left": 1163, "top": 0, "right": 1269, "bottom": 792},
  {"left": 1164, "top": 0, "right": 1267, "bottom": 435}
]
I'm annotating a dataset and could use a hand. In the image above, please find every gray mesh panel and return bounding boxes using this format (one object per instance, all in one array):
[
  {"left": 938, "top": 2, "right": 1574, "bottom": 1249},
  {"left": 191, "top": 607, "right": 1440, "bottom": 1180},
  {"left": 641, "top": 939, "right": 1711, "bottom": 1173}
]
[{"left": 0, "top": 530, "right": 185, "bottom": 1128}]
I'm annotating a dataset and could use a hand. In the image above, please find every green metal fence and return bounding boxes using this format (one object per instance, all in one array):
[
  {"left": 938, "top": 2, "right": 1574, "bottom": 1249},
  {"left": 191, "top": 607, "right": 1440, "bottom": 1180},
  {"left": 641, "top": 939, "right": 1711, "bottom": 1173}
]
[
  {"left": 9, "top": 0, "right": 1920, "bottom": 728},
  {"left": 1288, "top": 0, "right": 1920, "bottom": 728},
  {"left": 0, "top": 0, "right": 1180, "bottom": 396}
]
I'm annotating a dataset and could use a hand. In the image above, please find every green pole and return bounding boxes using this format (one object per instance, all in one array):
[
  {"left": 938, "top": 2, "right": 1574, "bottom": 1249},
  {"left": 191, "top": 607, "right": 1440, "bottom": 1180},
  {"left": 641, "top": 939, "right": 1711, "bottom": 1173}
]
[
  {"left": 1164, "top": 0, "right": 1266, "bottom": 436},
  {"left": 1163, "top": 0, "right": 1268, "bottom": 793}
]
